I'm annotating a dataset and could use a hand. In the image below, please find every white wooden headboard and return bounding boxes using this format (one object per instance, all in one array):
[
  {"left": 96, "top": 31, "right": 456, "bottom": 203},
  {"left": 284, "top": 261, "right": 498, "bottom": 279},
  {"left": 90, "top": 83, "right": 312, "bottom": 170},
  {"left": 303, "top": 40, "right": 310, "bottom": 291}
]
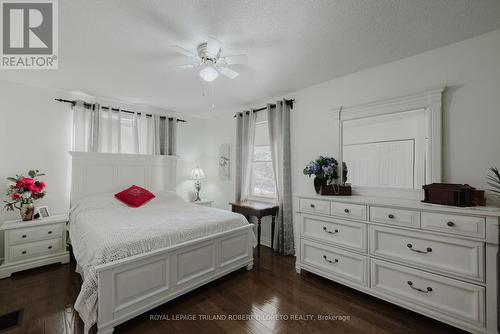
[{"left": 69, "top": 151, "right": 177, "bottom": 205}]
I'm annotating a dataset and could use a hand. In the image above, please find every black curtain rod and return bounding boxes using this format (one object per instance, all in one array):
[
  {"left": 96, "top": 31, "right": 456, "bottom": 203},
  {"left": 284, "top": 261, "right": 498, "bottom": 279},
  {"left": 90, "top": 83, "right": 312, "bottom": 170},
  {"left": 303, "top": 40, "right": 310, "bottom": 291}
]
[
  {"left": 233, "top": 99, "right": 294, "bottom": 118},
  {"left": 54, "top": 98, "right": 187, "bottom": 123}
]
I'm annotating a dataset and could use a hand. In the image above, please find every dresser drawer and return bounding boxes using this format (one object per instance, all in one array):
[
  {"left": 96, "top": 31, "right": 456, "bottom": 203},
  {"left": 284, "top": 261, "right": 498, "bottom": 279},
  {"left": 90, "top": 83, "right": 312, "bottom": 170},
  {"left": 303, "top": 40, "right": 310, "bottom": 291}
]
[
  {"left": 330, "top": 202, "right": 367, "bottom": 221},
  {"left": 371, "top": 259, "right": 484, "bottom": 326},
  {"left": 369, "top": 226, "right": 484, "bottom": 281},
  {"left": 299, "top": 198, "right": 330, "bottom": 215},
  {"left": 8, "top": 223, "right": 64, "bottom": 245},
  {"left": 301, "top": 239, "right": 368, "bottom": 286},
  {"left": 370, "top": 206, "right": 420, "bottom": 228},
  {"left": 9, "top": 238, "right": 63, "bottom": 262},
  {"left": 301, "top": 214, "right": 367, "bottom": 252},
  {"left": 421, "top": 212, "right": 485, "bottom": 239}
]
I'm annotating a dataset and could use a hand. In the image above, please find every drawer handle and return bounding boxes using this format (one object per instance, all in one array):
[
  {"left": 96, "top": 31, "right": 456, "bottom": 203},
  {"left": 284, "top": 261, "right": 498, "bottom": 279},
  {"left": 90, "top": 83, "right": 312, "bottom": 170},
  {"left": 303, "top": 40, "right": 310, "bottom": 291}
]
[
  {"left": 323, "top": 255, "right": 338, "bottom": 264},
  {"left": 22, "top": 235, "right": 27, "bottom": 238},
  {"left": 388, "top": 214, "right": 395, "bottom": 219},
  {"left": 407, "top": 281, "right": 433, "bottom": 293},
  {"left": 48, "top": 231, "right": 53, "bottom": 234},
  {"left": 446, "top": 221, "right": 455, "bottom": 227},
  {"left": 22, "top": 250, "right": 27, "bottom": 254},
  {"left": 344, "top": 208, "right": 350, "bottom": 214},
  {"left": 407, "top": 243, "right": 432, "bottom": 254},
  {"left": 48, "top": 246, "right": 53, "bottom": 249},
  {"left": 310, "top": 204, "right": 315, "bottom": 208},
  {"left": 323, "top": 226, "right": 339, "bottom": 235}
]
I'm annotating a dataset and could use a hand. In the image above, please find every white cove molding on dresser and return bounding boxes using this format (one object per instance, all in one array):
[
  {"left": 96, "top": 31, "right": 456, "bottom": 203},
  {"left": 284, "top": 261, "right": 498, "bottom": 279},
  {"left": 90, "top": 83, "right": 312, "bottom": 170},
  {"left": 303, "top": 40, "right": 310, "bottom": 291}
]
[{"left": 294, "top": 194, "right": 500, "bottom": 334}]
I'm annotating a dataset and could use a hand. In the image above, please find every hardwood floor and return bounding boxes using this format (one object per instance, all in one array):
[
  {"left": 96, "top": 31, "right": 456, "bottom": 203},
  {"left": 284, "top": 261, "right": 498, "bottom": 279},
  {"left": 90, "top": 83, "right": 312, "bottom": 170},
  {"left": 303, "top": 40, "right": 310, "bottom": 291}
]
[{"left": 0, "top": 246, "right": 465, "bottom": 334}]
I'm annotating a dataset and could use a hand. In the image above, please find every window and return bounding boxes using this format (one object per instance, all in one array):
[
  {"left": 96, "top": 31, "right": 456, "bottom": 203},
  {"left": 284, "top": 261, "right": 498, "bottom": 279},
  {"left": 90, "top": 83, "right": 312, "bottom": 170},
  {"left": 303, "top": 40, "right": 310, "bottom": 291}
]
[{"left": 250, "top": 120, "right": 276, "bottom": 199}]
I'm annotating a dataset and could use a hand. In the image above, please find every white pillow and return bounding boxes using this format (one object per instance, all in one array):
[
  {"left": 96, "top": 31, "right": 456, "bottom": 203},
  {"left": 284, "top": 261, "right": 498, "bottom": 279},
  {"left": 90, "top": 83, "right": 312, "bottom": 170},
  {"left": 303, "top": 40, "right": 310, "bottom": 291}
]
[{"left": 153, "top": 190, "right": 184, "bottom": 203}]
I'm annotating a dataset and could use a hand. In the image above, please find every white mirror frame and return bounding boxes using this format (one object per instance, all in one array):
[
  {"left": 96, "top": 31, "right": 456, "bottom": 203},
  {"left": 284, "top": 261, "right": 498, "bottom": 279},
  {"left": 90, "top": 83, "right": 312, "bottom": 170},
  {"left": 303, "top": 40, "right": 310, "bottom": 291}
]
[{"left": 333, "top": 86, "right": 445, "bottom": 196}]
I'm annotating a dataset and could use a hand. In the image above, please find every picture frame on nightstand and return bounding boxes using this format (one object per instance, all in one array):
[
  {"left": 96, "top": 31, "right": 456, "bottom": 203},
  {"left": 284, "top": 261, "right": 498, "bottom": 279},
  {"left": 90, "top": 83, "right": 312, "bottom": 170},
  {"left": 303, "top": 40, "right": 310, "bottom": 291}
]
[{"left": 34, "top": 206, "right": 50, "bottom": 219}]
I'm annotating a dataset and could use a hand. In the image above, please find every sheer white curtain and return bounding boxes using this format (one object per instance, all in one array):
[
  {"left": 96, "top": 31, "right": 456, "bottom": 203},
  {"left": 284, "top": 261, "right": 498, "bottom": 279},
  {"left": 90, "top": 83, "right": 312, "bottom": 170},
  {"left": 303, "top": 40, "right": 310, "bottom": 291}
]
[
  {"left": 235, "top": 110, "right": 257, "bottom": 202},
  {"left": 136, "top": 112, "right": 155, "bottom": 154},
  {"left": 72, "top": 100, "right": 99, "bottom": 152},
  {"left": 98, "top": 107, "right": 121, "bottom": 153},
  {"left": 72, "top": 102, "right": 177, "bottom": 155}
]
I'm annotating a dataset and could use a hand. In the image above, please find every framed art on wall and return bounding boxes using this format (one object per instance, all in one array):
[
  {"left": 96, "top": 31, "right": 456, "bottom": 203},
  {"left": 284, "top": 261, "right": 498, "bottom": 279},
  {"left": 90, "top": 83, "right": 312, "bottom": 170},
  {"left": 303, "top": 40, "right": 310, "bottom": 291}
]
[{"left": 219, "top": 143, "right": 230, "bottom": 180}]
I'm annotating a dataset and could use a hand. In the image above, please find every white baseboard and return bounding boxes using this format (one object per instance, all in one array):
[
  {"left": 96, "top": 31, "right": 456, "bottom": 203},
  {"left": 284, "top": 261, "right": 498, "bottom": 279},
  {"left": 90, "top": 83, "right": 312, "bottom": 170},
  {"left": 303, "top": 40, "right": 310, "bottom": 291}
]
[
  {"left": 0, "top": 252, "right": 69, "bottom": 279},
  {"left": 260, "top": 236, "right": 272, "bottom": 249}
]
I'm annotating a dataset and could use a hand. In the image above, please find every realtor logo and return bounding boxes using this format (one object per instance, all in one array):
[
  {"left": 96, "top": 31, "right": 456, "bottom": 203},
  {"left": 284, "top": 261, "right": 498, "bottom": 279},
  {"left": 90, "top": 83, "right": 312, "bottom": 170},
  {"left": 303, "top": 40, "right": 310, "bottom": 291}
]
[{"left": 1, "top": 0, "right": 58, "bottom": 69}]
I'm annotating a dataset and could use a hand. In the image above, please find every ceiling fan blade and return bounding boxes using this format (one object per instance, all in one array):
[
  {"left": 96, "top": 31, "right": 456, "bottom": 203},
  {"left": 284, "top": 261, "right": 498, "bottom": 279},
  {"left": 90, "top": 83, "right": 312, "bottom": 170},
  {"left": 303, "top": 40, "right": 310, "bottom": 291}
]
[
  {"left": 222, "top": 54, "right": 248, "bottom": 65},
  {"left": 218, "top": 67, "right": 239, "bottom": 79},
  {"left": 171, "top": 63, "right": 196, "bottom": 69},
  {"left": 171, "top": 45, "right": 196, "bottom": 58},
  {"left": 206, "top": 36, "right": 222, "bottom": 57}
]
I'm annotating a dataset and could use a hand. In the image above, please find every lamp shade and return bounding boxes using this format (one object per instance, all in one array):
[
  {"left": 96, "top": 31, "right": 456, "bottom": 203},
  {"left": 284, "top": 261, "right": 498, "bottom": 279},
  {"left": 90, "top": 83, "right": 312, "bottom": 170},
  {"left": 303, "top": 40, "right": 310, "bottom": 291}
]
[
  {"left": 199, "top": 66, "right": 218, "bottom": 82},
  {"left": 190, "top": 166, "right": 205, "bottom": 180}
]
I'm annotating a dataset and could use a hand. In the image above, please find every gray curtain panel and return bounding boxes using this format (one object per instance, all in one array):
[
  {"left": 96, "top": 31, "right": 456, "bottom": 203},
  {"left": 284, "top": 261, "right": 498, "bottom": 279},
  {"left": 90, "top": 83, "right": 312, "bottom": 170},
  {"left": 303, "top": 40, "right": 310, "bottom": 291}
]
[
  {"left": 267, "top": 100, "right": 294, "bottom": 255},
  {"left": 168, "top": 117, "right": 177, "bottom": 156},
  {"left": 235, "top": 110, "right": 257, "bottom": 202},
  {"left": 154, "top": 115, "right": 162, "bottom": 155},
  {"left": 155, "top": 115, "right": 178, "bottom": 155}
]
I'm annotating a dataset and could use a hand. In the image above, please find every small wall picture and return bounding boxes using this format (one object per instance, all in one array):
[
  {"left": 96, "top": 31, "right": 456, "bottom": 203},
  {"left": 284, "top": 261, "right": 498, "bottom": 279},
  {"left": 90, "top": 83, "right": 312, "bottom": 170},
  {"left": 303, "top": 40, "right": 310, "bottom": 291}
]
[
  {"left": 35, "top": 206, "right": 50, "bottom": 219},
  {"left": 219, "top": 143, "right": 230, "bottom": 180}
]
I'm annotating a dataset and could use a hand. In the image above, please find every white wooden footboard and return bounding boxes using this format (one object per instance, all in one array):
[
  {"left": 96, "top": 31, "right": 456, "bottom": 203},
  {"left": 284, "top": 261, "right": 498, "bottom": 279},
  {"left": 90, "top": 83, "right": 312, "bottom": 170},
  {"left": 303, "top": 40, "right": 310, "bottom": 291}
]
[{"left": 95, "top": 225, "right": 255, "bottom": 334}]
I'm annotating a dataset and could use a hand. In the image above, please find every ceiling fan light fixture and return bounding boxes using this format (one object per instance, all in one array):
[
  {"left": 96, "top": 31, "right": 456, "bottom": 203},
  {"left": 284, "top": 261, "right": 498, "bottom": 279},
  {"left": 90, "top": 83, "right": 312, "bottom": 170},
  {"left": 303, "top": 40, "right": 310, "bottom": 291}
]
[{"left": 199, "top": 66, "right": 218, "bottom": 82}]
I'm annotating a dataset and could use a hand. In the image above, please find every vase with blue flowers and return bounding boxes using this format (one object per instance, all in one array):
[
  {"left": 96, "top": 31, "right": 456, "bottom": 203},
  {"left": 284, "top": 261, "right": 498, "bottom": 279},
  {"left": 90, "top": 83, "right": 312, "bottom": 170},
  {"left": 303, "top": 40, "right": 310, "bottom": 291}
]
[{"left": 303, "top": 156, "right": 349, "bottom": 195}]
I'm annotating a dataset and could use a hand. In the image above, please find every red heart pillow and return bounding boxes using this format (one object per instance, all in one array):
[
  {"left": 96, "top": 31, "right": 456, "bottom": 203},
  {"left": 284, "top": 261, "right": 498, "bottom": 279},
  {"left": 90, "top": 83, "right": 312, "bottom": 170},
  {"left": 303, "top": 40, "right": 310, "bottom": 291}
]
[{"left": 114, "top": 185, "right": 155, "bottom": 208}]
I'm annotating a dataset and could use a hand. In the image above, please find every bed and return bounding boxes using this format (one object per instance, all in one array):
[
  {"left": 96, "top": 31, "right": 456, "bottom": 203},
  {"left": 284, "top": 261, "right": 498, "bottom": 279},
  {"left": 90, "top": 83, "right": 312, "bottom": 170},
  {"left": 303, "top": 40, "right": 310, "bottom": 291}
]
[{"left": 68, "top": 152, "right": 255, "bottom": 334}]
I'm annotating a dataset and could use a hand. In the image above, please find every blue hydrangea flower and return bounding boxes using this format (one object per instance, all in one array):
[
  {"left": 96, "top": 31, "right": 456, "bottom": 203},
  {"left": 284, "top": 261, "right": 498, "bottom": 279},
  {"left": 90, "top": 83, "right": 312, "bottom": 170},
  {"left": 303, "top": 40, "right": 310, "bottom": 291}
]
[
  {"left": 303, "top": 156, "right": 348, "bottom": 184},
  {"left": 322, "top": 165, "right": 334, "bottom": 176}
]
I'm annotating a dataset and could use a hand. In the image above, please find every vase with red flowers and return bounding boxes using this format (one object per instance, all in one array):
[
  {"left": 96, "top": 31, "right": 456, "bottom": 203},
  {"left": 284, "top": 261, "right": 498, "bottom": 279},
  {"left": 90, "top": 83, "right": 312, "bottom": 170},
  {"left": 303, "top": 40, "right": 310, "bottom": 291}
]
[{"left": 4, "top": 169, "right": 46, "bottom": 221}]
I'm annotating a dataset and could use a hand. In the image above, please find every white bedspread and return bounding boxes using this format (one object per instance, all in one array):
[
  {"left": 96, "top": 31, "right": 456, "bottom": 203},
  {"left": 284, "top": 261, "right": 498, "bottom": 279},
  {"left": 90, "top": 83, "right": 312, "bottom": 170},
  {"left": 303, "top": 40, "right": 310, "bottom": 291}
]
[{"left": 69, "top": 191, "right": 252, "bottom": 333}]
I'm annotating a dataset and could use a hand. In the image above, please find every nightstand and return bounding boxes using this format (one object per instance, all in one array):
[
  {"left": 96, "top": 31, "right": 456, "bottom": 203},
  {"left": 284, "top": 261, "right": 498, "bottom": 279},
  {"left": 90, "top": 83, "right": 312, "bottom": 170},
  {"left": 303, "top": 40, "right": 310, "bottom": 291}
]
[
  {"left": 192, "top": 200, "right": 214, "bottom": 207},
  {"left": 0, "top": 214, "right": 70, "bottom": 278},
  {"left": 229, "top": 201, "right": 279, "bottom": 257}
]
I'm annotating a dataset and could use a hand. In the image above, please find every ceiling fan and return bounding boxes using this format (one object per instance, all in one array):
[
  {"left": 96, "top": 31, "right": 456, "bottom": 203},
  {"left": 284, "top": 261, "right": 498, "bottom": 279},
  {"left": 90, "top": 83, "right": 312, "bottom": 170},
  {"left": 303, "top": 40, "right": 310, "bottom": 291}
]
[{"left": 171, "top": 36, "right": 248, "bottom": 82}]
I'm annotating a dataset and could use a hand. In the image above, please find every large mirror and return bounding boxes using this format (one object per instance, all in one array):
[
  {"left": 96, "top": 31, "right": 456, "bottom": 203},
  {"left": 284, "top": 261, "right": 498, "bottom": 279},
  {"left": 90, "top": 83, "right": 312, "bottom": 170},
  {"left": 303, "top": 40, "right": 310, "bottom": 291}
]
[{"left": 338, "top": 87, "right": 444, "bottom": 190}]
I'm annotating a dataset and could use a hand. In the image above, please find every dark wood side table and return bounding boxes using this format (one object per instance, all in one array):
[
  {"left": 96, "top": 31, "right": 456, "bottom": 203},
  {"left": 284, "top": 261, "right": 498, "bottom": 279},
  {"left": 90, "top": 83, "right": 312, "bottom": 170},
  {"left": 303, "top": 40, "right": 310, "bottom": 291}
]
[{"left": 229, "top": 201, "right": 279, "bottom": 256}]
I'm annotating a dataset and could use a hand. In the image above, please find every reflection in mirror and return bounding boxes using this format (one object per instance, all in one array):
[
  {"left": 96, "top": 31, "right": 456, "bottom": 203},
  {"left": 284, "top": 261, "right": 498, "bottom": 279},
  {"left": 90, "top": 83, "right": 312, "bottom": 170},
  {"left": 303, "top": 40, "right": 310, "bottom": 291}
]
[{"left": 342, "top": 109, "right": 426, "bottom": 189}]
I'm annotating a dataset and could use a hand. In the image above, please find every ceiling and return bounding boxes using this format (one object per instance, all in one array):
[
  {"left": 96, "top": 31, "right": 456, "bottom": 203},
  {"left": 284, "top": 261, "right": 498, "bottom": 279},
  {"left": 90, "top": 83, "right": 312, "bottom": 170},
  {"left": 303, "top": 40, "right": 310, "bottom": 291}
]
[{"left": 3, "top": 0, "right": 500, "bottom": 117}]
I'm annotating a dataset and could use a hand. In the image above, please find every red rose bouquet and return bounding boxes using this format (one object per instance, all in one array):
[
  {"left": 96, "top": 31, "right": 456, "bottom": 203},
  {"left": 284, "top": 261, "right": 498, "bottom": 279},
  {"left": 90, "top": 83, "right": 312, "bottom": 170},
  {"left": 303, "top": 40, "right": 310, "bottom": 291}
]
[{"left": 4, "top": 169, "right": 46, "bottom": 212}]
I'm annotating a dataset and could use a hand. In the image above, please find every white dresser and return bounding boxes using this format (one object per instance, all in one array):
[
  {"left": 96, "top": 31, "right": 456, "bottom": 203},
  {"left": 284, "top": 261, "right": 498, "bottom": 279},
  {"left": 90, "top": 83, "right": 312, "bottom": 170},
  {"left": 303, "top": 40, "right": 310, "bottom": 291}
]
[
  {"left": 0, "top": 214, "right": 70, "bottom": 278},
  {"left": 295, "top": 194, "right": 499, "bottom": 334}
]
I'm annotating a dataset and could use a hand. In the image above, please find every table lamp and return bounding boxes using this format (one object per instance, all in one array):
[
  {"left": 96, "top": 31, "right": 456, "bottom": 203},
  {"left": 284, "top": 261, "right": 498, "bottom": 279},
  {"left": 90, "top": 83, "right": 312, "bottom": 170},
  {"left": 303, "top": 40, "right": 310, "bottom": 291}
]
[{"left": 190, "top": 166, "right": 205, "bottom": 201}]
